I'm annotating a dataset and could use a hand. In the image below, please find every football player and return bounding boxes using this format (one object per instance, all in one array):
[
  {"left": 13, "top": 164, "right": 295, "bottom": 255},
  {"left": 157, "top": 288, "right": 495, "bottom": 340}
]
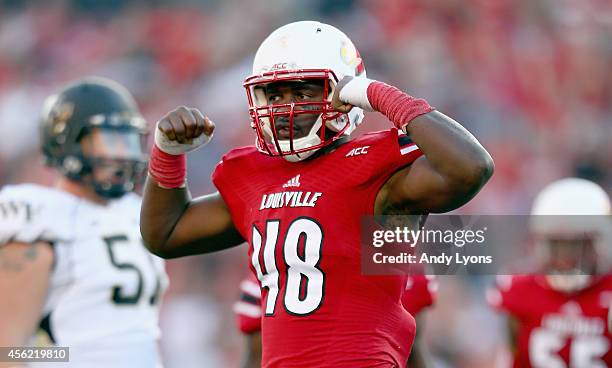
[
  {"left": 233, "top": 274, "right": 438, "bottom": 368},
  {"left": 488, "top": 178, "right": 612, "bottom": 367},
  {"left": 0, "top": 77, "right": 167, "bottom": 367},
  {"left": 141, "top": 21, "right": 493, "bottom": 367}
]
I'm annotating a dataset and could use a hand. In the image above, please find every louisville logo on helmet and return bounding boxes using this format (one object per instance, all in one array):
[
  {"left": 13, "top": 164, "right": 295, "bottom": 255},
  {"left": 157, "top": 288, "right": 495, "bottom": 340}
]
[{"left": 340, "top": 41, "right": 365, "bottom": 76}]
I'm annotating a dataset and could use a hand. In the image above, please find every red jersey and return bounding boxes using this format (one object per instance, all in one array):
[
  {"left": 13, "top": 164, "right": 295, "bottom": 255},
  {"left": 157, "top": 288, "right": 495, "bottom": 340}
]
[
  {"left": 213, "top": 129, "right": 423, "bottom": 368},
  {"left": 488, "top": 275, "right": 612, "bottom": 368},
  {"left": 401, "top": 275, "right": 437, "bottom": 316},
  {"left": 234, "top": 274, "right": 437, "bottom": 334}
]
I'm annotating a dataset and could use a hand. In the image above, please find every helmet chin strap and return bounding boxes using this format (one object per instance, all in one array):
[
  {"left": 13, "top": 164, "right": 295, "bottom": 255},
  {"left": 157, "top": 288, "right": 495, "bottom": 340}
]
[
  {"left": 76, "top": 155, "right": 142, "bottom": 199},
  {"left": 92, "top": 181, "right": 130, "bottom": 199},
  {"left": 79, "top": 166, "right": 129, "bottom": 199},
  {"left": 278, "top": 116, "right": 323, "bottom": 162},
  {"left": 282, "top": 149, "right": 317, "bottom": 163},
  {"left": 276, "top": 109, "right": 355, "bottom": 162}
]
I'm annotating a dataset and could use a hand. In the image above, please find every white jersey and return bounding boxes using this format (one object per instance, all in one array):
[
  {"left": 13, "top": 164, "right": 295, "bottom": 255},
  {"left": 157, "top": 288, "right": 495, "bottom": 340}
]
[{"left": 0, "top": 184, "right": 168, "bottom": 368}]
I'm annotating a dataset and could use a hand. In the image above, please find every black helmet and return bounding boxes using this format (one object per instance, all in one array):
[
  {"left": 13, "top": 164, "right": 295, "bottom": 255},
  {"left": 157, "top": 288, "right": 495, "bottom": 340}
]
[{"left": 40, "top": 77, "right": 148, "bottom": 198}]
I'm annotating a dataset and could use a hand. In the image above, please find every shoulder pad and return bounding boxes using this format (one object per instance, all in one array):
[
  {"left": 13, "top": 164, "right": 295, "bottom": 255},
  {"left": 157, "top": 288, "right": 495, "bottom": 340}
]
[
  {"left": 220, "top": 145, "right": 259, "bottom": 164},
  {"left": 0, "top": 184, "right": 75, "bottom": 245}
]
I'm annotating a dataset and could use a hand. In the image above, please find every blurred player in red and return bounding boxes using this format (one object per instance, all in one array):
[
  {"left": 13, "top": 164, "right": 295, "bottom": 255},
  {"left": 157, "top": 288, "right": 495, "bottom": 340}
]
[
  {"left": 234, "top": 274, "right": 438, "bottom": 368},
  {"left": 489, "top": 178, "right": 612, "bottom": 368},
  {"left": 141, "top": 21, "right": 493, "bottom": 367}
]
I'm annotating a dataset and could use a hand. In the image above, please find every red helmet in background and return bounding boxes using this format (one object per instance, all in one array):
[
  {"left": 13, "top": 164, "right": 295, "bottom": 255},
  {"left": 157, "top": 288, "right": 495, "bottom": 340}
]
[{"left": 530, "top": 178, "right": 611, "bottom": 292}]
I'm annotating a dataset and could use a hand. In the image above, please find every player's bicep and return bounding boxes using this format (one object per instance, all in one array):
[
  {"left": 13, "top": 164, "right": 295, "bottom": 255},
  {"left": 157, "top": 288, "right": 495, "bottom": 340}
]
[
  {"left": 0, "top": 242, "right": 53, "bottom": 345},
  {"left": 382, "top": 154, "right": 480, "bottom": 213},
  {"left": 378, "top": 156, "right": 447, "bottom": 214},
  {"left": 164, "top": 192, "right": 244, "bottom": 257}
]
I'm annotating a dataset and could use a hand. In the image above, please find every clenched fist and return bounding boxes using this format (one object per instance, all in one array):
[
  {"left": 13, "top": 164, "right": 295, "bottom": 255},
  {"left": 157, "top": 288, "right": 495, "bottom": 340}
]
[
  {"left": 155, "top": 106, "right": 215, "bottom": 155},
  {"left": 331, "top": 76, "right": 355, "bottom": 113},
  {"left": 332, "top": 76, "right": 375, "bottom": 113}
]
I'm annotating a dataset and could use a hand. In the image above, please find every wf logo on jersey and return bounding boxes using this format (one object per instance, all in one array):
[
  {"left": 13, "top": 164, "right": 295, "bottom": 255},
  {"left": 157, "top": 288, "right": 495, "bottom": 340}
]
[{"left": 0, "top": 200, "right": 34, "bottom": 221}]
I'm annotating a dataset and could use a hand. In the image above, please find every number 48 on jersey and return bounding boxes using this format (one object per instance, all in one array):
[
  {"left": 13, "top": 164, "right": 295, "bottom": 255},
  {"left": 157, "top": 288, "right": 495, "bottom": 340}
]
[{"left": 251, "top": 217, "right": 325, "bottom": 316}]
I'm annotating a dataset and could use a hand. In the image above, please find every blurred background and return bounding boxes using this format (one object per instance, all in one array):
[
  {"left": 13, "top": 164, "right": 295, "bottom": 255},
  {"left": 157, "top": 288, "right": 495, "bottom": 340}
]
[{"left": 0, "top": 0, "right": 610, "bottom": 366}]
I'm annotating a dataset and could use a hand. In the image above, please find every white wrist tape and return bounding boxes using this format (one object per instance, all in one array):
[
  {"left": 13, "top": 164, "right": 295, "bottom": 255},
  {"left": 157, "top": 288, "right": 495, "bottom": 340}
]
[
  {"left": 154, "top": 126, "right": 212, "bottom": 155},
  {"left": 338, "top": 77, "right": 376, "bottom": 112}
]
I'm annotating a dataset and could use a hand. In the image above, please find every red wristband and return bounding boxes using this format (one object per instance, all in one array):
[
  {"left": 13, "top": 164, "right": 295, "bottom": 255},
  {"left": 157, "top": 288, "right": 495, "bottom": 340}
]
[
  {"left": 148, "top": 144, "right": 186, "bottom": 188},
  {"left": 367, "top": 81, "right": 434, "bottom": 130}
]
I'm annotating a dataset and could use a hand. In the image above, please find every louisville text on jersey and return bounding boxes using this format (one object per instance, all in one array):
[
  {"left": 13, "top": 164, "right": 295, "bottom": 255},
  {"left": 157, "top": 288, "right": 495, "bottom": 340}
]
[{"left": 259, "top": 191, "right": 323, "bottom": 210}]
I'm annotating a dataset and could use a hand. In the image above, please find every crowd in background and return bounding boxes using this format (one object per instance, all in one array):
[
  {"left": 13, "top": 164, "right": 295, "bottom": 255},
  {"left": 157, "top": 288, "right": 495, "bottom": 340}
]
[{"left": 0, "top": 0, "right": 610, "bottom": 366}]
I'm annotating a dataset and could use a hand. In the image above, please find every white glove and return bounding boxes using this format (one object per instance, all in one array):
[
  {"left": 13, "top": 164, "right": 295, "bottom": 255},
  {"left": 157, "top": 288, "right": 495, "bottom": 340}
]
[{"left": 338, "top": 77, "right": 376, "bottom": 112}]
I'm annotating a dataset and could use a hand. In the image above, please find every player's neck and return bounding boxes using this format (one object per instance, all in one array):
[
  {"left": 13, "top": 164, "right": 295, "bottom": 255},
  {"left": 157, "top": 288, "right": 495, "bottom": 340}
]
[{"left": 55, "top": 177, "right": 109, "bottom": 206}]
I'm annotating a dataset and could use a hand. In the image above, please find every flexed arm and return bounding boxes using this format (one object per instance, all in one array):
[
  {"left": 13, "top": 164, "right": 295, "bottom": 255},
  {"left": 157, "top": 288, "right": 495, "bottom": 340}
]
[
  {"left": 333, "top": 77, "right": 494, "bottom": 214},
  {"left": 379, "top": 109, "right": 493, "bottom": 213},
  {"left": 140, "top": 107, "right": 244, "bottom": 259}
]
